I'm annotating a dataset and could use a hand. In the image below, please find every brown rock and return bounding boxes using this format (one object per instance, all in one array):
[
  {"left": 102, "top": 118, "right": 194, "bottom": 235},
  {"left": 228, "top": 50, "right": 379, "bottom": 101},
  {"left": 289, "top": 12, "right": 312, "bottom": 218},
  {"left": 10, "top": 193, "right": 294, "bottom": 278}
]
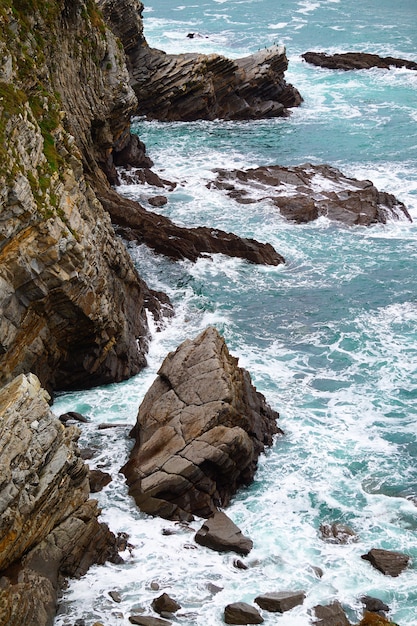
[
  {"left": 211, "top": 164, "right": 412, "bottom": 226},
  {"left": 302, "top": 51, "right": 417, "bottom": 71},
  {"left": 224, "top": 602, "right": 264, "bottom": 624},
  {"left": 361, "top": 548, "right": 410, "bottom": 576},
  {"left": 129, "top": 617, "right": 172, "bottom": 626},
  {"left": 255, "top": 590, "right": 306, "bottom": 613},
  {"left": 122, "top": 327, "right": 281, "bottom": 520},
  {"left": 195, "top": 511, "right": 253, "bottom": 555},
  {"left": 148, "top": 196, "right": 168, "bottom": 207},
  {"left": 313, "top": 601, "right": 351, "bottom": 626},
  {"left": 151, "top": 593, "right": 181, "bottom": 615},
  {"left": 320, "top": 523, "right": 358, "bottom": 544},
  {"left": 89, "top": 469, "right": 112, "bottom": 493}
]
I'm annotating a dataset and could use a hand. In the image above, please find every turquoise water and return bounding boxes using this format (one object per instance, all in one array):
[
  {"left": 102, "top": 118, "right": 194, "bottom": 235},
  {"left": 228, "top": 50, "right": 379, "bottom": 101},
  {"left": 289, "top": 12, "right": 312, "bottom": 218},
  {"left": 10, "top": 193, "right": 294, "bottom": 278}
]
[{"left": 54, "top": 1, "right": 417, "bottom": 624}]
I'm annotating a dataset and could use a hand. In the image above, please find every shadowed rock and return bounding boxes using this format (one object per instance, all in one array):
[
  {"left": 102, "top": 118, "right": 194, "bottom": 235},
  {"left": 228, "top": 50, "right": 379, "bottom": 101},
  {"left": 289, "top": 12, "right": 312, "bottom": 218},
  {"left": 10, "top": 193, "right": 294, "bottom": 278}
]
[
  {"left": 195, "top": 511, "right": 253, "bottom": 555},
  {"left": 255, "top": 591, "right": 306, "bottom": 613},
  {"left": 361, "top": 548, "right": 410, "bottom": 577},
  {"left": 302, "top": 51, "right": 417, "bottom": 71},
  {"left": 210, "top": 164, "right": 412, "bottom": 226},
  {"left": 224, "top": 602, "right": 264, "bottom": 625},
  {"left": 151, "top": 593, "right": 181, "bottom": 615},
  {"left": 122, "top": 327, "right": 281, "bottom": 520}
]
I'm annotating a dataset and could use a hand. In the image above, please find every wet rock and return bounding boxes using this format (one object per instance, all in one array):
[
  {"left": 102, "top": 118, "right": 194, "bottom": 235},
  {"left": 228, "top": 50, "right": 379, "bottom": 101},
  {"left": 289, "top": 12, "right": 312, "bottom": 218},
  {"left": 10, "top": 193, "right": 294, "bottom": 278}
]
[
  {"left": 361, "top": 548, "right": 410, "bottom": 576},
  {"left": 195, "top": 511, "right": 253, "bottom": 555},
  {"left": 302, "top": 51, "right": 417, "bottom": 71},
  {"left": 224, "top": 602, "right": 264, "bottom": 624},
  {"left": 233, "top": 559, "right": 249, "bottom": 570},
  {"left": 79, "top": 447, "right": 98, "bottom": 460},
  {"left": 129, "top": 617, "right": 172, "bottom": 626},
  {"left": 89, "top": 469, "right": 112, "bottom": 493},
  {"left": 59, "top": 411, "right": 90, "bottom": 424},
  {"left": 255, "top": 590, "right": 306, "bottom": 613},
  {"left": 313, "top": 601, "right": 351, "bottom": 626},
  {"left": 361, "top": 596, "right": 390, "bottom": 616},
  {"left": 150, "top": 581, "right": 160, "bottom": 591},
  {"left": 310, "top": 566, "right": 324, "bottom": 578},
  {"left": 109, "top": 590, "right": 122, "bottom": 603},
  {"left": 151, "top": 593, "right": 181, "bottom": 615},
  {"left": 207, "top": 582, "right": 224, "bottom": 594},
  {"left": 148, "top": 196, "right": 168, "bottom": 207},
  {"left": 98, "top": 423, "right": 131, "bottom": 430},
  {"left": 211, "top": 164, "right": 412, "bottom": 226},
  {"left": 320, "top": 523, "right": 358, "bottom": 544},
  {"left": 122, "top": 327, "right": 281, "bottom": 520},
  {"left": 116, "top": 532, "right": 131, "bottom": 552}
]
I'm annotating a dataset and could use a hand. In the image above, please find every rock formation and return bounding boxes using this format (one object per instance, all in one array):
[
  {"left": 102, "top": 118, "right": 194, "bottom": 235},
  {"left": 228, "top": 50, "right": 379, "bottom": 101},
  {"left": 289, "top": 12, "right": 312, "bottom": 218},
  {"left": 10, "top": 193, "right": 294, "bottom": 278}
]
[
  {"left": 224, "top": 602, "right": 264, "bottom": 625},
  {"left": 210, "top": 164, "right": 412, "bottom": 226},
  {"left": 122, "top": 327, "right": 281, "bottom": 520},
  {"left": 99, "top": 0, "right": 302, "bottom": 121},
  {"left": 302, "top": 51, "right": 417, "bottom": 71},
  {"left": 254, "top": 591, "right": 306, "bottom": 613},
  {"left": 0, "top": 373, "right": 121, "bottom": 625},
  {"left": 361, "top": 548, "right": 410, "bottom": 577},
  {"left": 313, "top": 601, "right": 351, "bottom": 626},
  {"left": 194, "top": 511, "right": 253, "bottom": 555}
]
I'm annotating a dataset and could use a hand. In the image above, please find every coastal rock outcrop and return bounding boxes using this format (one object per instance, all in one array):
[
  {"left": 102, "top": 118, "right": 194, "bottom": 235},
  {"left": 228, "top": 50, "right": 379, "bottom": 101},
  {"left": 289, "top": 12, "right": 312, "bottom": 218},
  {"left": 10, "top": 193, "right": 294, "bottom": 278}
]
[
  {"left": 0, "top": 373, "right": 120, "bottom": 626},
  {"left": 99, "top": 0, "right": 302, "bottom": 121},
  {"left": 210, "top": 164, "right": 412, "bottom": 225},
  {"left": 302, "top": 51, "right": 417, "bottom": 71},
  {"left": 122, "top": 327, "right": 281, "bottom": 520}
]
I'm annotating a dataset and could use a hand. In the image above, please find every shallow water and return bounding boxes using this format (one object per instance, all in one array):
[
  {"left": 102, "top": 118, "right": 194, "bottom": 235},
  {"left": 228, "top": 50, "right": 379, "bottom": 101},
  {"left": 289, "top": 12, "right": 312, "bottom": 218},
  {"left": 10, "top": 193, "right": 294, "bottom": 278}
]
[{"left": 54, "top": 1, "right": 417, "bottom": 624}]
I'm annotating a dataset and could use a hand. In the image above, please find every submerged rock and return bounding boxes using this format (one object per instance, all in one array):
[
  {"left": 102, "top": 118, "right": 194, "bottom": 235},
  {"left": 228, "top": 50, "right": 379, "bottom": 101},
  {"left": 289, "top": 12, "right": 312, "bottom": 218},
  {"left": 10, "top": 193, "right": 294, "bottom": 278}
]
[
  {"left": 210, "top": 164, "right": 412, "bottom": 226},
  {"left": 361, "top": 548, "right": 410, "bottom": 577},
  {"left": 195, "top": 511, "right": 253, "bottom": 555},
  {"left": 319, "top": 523, "right": 358, "bottom": 544},
  {"left": 122, "top": 327, "right": 281, "bottom": 520},
  {"left": 302, "top": 51, "right": 417, "bottom": 71}
]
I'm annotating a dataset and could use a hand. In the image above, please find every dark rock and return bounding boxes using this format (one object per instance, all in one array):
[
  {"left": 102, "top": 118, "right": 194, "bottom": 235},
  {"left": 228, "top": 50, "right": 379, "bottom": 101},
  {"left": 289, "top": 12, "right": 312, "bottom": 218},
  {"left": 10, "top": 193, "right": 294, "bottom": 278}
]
[
  {"left": 114, "top": 134, "right": 153, "bottom": 170},
  {"left": 79, "top": 447, "right": 98, "bottom": 460},
  {"left": 320, "top": 523, "right": 358, "bottom": 544},
  {"left": 116, "top": 532, "right": 131, "bottom": 552},
  {"left": 151, "top": 593, "right": 181, "bottom": 615},
  {"left": 98, "top": 423, "right": 131, "bottom": 429},
  {"left": 109, "top": 590, "right": 122, "bottom": 603},
  {"left": 97, "top": 182, "right": 285, "bottom": 265},
  {"left": 224, "top": 602, "right": 264, "bottom": 624},
  {"left": 59, "top": 411, "right": 90, "bottom": 424},
  {"left": 89, "top": 469, "right": 112, "bottom": 493},
  {"left": 361, "top": 596, "right": 390, "bottom": 615},
  {"left": 122, "top": 327, "right": 281, "bottom": 520},
  {"left": 195, "top": 511, "right": 253, "bottom": 555},
  {"left": 361, "top": 548, "right": 410, "bottom": 576},
  {"left": 233, "top": 559, "right": 249, "bottom": 570},
  {"left": 313, "top": 601, "right": 351, "bottom": 626},
  {"left": 302, "top": 51, "right": 417, "bottom": 71},
  {"left": 211, "top": 164, "right": 412, "bottom": 226},
  {"left": 255, "top": 590, "right": 306, "bottom": 613},
  {"left": 148, "top": 196, "right": 168, "bottom": 207},
  {"left": 207, "top": 582, "right": 224, "bottom": 594},
  {"left": 311, "top": 566, "right": 324, "bottom": 578},
  {"left": 129, "top": 617, "right": 172, "bottom": 626}
]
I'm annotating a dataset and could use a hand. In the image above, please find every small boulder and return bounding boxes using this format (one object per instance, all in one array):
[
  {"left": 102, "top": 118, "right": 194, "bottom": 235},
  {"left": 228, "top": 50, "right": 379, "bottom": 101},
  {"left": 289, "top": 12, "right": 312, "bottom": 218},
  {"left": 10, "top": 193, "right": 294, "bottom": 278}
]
[
  {"left": 255, "top": 590, "right": 306, "bottom": 613},
  {"left": 89, "top": 469, "right": 112, "bottom": 493},
  {"left": 224, "top": 602, "right": 264, "bottom": 624},
  {"left": 148, "top": 196, "right": 168, "bottom": 207},
  {"left": 313, "top": 601, "right": 351, "bottom": 626},
  {"left": 320, "top": 523, "right": 358, "bottom": 544},
  {"left": 151, "top": 593, "right": 181, "bottom": 615},
  {"left": 361, "top": 596, "right": 390, "bottom": 615},
  {"left": 108, "top": 590, "right": 122, "bottom": 603},
  {"left": 361, "top": 548, "right": 410, "bottom": 577},
  {"left": 195, "top": 511, "right": 253, "bottom": 555},
  {"left": 59, "top": 411, "right": 89, "bottom": 424}
]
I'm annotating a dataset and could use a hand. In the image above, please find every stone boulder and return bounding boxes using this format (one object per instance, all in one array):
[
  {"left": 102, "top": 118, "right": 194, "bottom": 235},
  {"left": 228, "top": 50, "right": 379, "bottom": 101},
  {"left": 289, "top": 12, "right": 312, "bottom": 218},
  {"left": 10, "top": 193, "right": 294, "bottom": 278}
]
[
  {"left": 224, "top": 603, "right": 264, "bottom": 625},
  {"left": 361, "top": 596, "right": 390, "bottom": 616},
  {"left": 255, "top": 590, "right": 306, "bottom": 613},
  {"left": 122, "top": 327, "right": 281, "bottom": 520},
  {"left": 210, "top": 164, "right": 412, "bottom": 226},
  {"left": 151, "top": 593, "right": 181, "bottom": 615},
  {"left": 319, "top": 523, "right": 358, "bottom": 544},
  {"left": 0, "top": 374, "right": 120, "bottom": 626},
  {"left": 302, "top": 51, "right": 417, "bottom": 71},
  {"left": 129, "top": 617, "right": 172, "bottom": 626},
  {"left": 313, "top": 601, "right": 351, "bottom": 626},
  {"left": 361, "top": 548, "right": 410, "bottom": 576},
  {"left": 195, "top": 511, "right": 253, "bottom": 555}
]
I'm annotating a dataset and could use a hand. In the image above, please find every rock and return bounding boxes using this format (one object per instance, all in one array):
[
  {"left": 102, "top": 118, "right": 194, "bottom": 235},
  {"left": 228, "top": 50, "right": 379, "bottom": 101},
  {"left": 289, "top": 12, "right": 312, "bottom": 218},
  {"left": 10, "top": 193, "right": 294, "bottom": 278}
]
[
  {"left": 97, "top": 182, "right": 285, "bottom": 265},
  {"left": 361, "top": 548, "right": 410, "bottom": 576},
  {"left": 99, "top": 1, "right": 301, "bottom": 122},
  {"left": 357, "top": 612, "right": 398, "bottom": 625},
  {"left": 151, "top": 593, "right": 181, "bottom": 614},
  {"left": 109, "top": 590, "right": 122, "bottom": 603},
  {"left": 207, "top": 582, "right": 224, "bottom": 594},
  {"left": 195, "top": 511, "right": 253, "bottom": 555},
  {"left": 0, "top": 374, "right": 121, "bottom": 626},
  {"left": 302, "top": 51, "right": 417, "bottom": 71},
  {"left": 361, "top": 596, "right": 390, "bottom": 615},
  {"left": 233, "top": 559, "right": 249, "bottom": 570},
  {"left": 224, "top": 602, "right": 264, "bottom": 624},
  {"left": 150, "top": 581, "right": 160, "bottom": 591},
  {"left": 122, "top": 327, "right": 281, "bottom": 520},
  {"left": 210, "top": 164, "right": 412, "bottom": 226},
  {"left": 148, "top": 196, "right": 168, "bottom": 207},
  {"left": 320, "top": 523, "right": 358, "bottom": 544},
  {"left": 59, "top": 411, "right": 90, "bottom": 424},
  {"left": 313, "top": 601, "right": 351, "bottom": 626},
  {"left": 255, "top": 590, "right": 306, "bottom": 613},
  {"left": 98, "top": 423, "right": 131, "bottom": 430},
  {"left": 129, "top": 617, "right": 172, "bottom": 626},
  {"left": 89, "top": 469, "right": 112, "bottom": 493},
  {"left": 79, "top": 447, "right": 98, "bottom": 460}
]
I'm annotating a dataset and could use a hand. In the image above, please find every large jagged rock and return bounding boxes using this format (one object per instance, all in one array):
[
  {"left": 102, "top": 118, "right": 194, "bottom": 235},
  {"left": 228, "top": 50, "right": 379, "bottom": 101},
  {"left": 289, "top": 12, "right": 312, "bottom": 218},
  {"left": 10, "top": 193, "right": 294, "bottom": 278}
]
[
  {"left": 361, "top": 548, "right": 410, "bottom": 577},
  {"left": 99, "top": 0, "right": 302, "bottom": 121},
  {"left": 194, "top": 511, "right": 253, "bottom": 555},
  {"left": 122, "top": 327, "right": 281, "bottom": 520},
  {"left": 302, "top": 51, "right": 417, "bottom": 71},
  {"left": 0, "top": 373, "right": 120, "bottom": 626},
  {"left": 210, "top": 164, "right": 412, "bottom": 226}
]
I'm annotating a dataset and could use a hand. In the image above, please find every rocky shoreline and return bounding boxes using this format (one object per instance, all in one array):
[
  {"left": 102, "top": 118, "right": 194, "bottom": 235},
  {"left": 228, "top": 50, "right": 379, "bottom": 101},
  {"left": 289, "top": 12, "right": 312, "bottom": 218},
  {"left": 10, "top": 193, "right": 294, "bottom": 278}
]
[{"left": 0, "top": 0, "right": 413, "bottom": 624}]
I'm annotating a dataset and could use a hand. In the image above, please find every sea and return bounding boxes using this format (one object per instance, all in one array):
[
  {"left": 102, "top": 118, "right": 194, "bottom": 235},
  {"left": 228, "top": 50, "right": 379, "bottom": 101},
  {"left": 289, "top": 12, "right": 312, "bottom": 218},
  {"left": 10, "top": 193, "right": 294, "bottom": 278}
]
[{"left": 53, "top": 1, "right": 417, "bottom": 624}]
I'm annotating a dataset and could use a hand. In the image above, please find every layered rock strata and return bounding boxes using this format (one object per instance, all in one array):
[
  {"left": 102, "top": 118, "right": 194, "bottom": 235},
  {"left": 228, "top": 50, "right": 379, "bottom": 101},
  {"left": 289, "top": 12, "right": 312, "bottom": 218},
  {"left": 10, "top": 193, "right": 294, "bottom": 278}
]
[
  {"left": 0, "top": 373, "right": 120, "bottom": 626},
  {"left": 210, "top": 164, "right": 412, "bottom": 225},
  {"left": 122, "top": 327, "right": 281, "bottom": 520},
  {"left": 99, "top": 0, "right": 302, "bottom": 121},
  {"left": 302, "top": 51, "right": 417, "bottom": 71}
]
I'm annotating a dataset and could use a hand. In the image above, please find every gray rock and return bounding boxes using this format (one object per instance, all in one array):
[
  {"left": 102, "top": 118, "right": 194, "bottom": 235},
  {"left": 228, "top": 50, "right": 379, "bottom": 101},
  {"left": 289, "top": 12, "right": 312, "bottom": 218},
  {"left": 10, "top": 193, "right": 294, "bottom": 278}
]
[
  {"left": 109, "top": 590, "right": 122, "bottom": 603},
  {"left": 361, "top": 595, "right": 390, "bottom": 615},
  {"left": 195, "top": 511, "right": 253, "bottom": 555},
  {"left": 361, "top": 548, "right": 410, "bottom": 576},
  {"left": 224, "top": 602, "right": 264, "bottom": 624},
  {"left": 129, "top": 617, "right": 172, "bottom": 626},
  {"left": 320, "top": 523, "right": 358, "bottom": 544},
  {"left": 255, "top": 590, "right": 306, "bottom": 613}
]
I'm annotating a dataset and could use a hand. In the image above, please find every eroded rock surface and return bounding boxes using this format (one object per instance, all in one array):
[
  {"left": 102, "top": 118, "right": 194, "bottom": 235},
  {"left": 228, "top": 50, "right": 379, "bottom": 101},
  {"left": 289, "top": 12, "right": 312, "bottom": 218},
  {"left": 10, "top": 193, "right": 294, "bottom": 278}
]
[
  {"left": 0, "top": 373, "right": 120, "bottom": 626},
  {"left": 210, "top": 164, "right": 412, "bottom": 225},
  {"left": 302, "top": 51, "right": 417, "bottom": 71},
  {"left": 122, "top": 327, "right": 281, "bottom": 520},
  {"left": 99, "top": 0, "right": 302, "bottom": 121}
]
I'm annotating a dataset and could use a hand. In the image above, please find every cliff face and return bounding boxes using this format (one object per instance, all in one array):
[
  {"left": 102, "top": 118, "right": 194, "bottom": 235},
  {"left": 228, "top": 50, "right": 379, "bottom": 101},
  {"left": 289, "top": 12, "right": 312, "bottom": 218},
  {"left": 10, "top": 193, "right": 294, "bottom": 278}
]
[{"left": 0, "top": 0, "right": 154, "bottom": 392}]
